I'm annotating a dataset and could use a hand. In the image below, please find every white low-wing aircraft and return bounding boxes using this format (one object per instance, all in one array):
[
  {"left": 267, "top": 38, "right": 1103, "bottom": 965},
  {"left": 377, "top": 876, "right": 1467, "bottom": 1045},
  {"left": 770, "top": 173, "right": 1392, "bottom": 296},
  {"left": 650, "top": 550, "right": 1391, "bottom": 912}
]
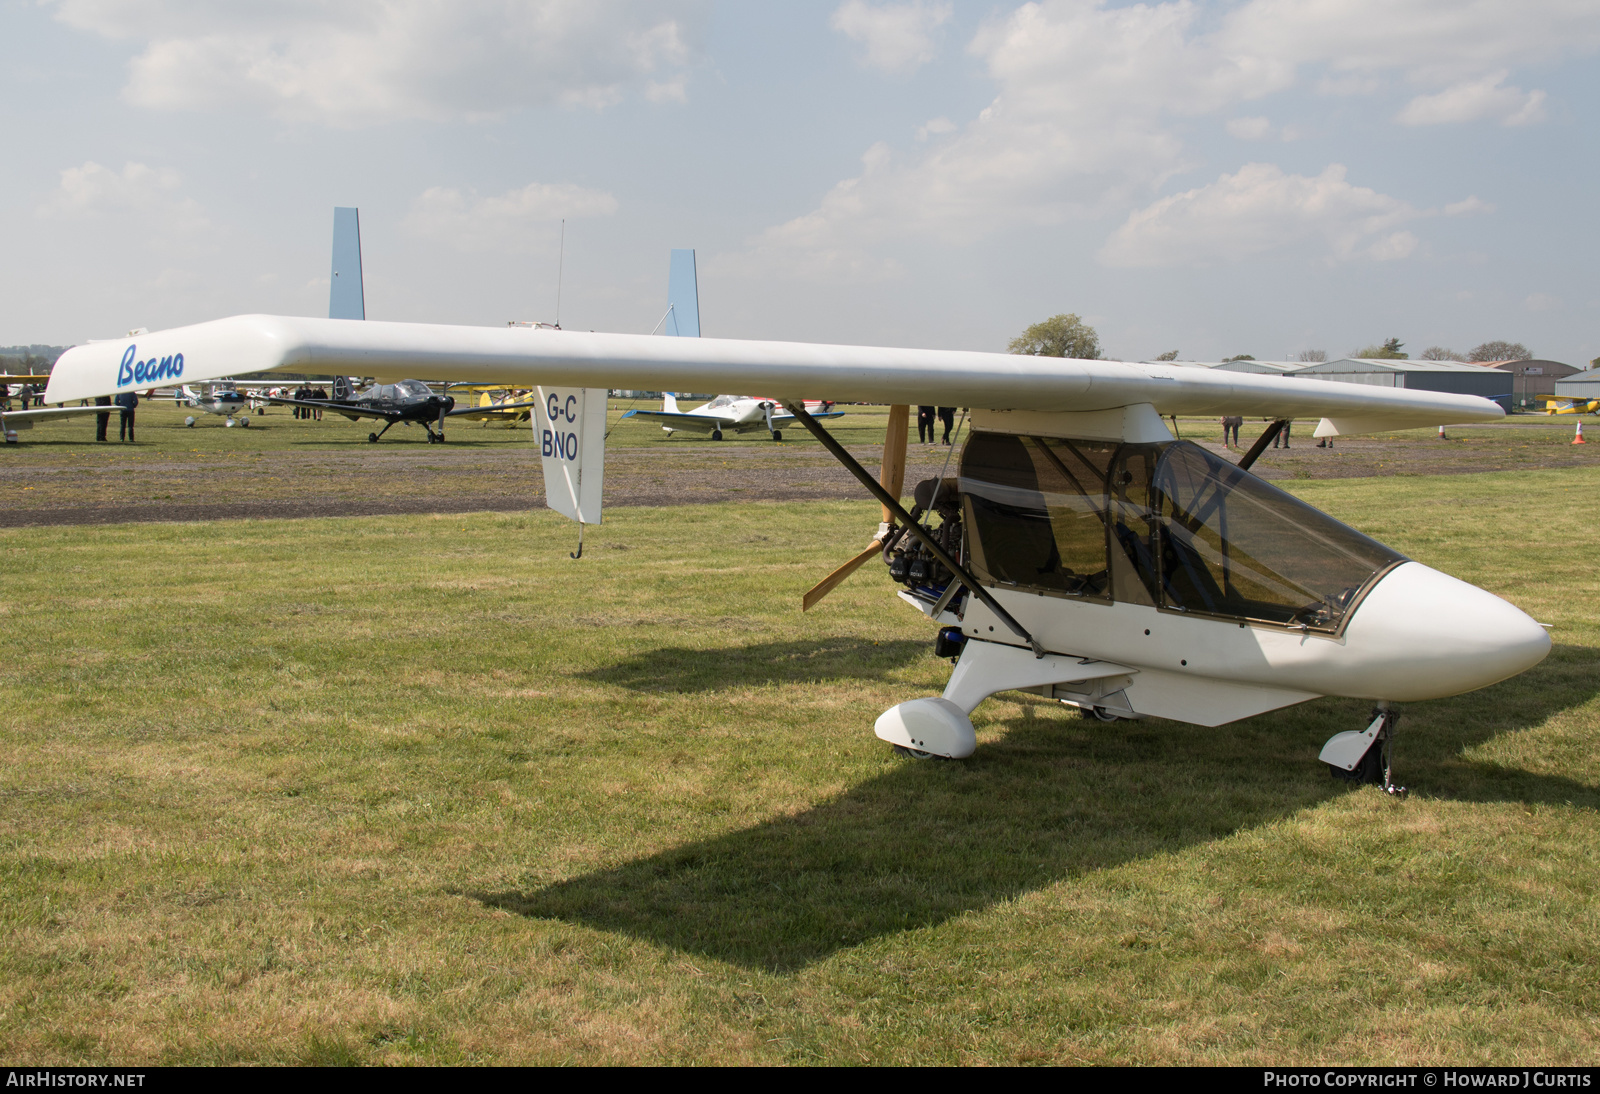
[
  {"left": 45, "top": 315, "right": 1550, "bottom": 790},
  {"left": 621, "top": 392, "right": 843, "bottom": 441},
  {"left": 176, "top": 382, "right": 253, "bottom": 426}
]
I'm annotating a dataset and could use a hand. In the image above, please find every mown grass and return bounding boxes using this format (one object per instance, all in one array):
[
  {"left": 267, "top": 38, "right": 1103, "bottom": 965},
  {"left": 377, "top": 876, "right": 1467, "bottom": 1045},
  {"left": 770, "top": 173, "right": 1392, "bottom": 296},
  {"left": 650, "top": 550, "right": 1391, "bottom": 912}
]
[{"left": 0, "top": 467, "right": 1597, "bottom": 1064}]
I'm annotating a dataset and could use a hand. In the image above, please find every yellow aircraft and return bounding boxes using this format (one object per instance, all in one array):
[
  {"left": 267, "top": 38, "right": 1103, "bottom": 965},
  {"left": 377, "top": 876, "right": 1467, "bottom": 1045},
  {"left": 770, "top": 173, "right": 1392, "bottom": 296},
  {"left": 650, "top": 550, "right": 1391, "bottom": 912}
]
[
  {"left": 1538, "top": 396, "right": 1600, "bottom": 415},
  {"left": 451, "top": 387, "right": 537, "bottom": 425}
]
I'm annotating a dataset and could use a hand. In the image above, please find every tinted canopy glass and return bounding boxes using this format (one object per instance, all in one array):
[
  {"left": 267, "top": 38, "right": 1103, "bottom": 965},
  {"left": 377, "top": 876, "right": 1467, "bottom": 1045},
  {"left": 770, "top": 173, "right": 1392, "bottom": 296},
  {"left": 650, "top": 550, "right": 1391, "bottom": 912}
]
[
  {"left": 960, "top": 434, "right": 1116, "bottom": 600},
  {"left": 958, "top": 433, "right": 1405, "bottom": 631},
  {"left": 1148, "top": 442, "right": 1404, "bottom": 629}
]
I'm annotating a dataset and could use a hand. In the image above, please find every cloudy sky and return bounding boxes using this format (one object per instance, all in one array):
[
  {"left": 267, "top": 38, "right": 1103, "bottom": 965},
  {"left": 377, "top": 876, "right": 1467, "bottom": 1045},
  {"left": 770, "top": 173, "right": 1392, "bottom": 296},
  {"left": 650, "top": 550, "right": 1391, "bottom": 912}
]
[{"left": 3, "top": 0, "right": 1596, "bottom": 363}]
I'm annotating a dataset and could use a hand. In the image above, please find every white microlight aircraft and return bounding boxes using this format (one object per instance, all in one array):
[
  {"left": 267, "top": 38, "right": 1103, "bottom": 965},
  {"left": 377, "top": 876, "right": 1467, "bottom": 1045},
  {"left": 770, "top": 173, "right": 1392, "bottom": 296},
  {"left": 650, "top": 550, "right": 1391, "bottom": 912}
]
[
  {"left": 619, "top": 249, "right": 844, "bottom": 442},
  {"left": 44, "top": 315, "right": 1551, "bottom": 792},
  {"left": 623, "top": 391, "right": 843, "bottom": 441},
  {"left": 176, "top": 383, "right": 253, "bottom": 426}
]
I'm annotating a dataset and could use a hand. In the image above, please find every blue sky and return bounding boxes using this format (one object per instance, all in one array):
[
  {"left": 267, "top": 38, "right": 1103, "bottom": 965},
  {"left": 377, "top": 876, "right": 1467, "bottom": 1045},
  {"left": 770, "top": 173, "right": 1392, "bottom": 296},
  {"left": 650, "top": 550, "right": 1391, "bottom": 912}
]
[{"left": 2, "top": 0, "right": 1596, "bottom": 364}]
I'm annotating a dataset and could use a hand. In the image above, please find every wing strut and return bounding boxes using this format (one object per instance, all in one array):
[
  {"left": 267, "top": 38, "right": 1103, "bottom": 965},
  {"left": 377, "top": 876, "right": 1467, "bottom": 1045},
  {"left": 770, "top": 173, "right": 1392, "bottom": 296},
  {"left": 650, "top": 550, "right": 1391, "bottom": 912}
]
[
  {"left": 781, "top": 401, "right": 1044, "bottom": 658},
  {"left": 1238, "top": 419, "right": 1289, "bottom": 471}
]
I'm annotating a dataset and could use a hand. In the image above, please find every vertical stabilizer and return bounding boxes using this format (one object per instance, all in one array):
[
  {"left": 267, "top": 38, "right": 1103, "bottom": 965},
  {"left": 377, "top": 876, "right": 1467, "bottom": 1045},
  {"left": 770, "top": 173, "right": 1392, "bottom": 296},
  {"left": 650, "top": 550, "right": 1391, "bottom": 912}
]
[
  {"left": 662, "top": 392, "right": 680, "bottom": 413},
  {"left": 329, "top": 207, "right": 366, "bottom": 320},
  {"left": 664, "top": 249, "right": 700, "bottom": 337}
]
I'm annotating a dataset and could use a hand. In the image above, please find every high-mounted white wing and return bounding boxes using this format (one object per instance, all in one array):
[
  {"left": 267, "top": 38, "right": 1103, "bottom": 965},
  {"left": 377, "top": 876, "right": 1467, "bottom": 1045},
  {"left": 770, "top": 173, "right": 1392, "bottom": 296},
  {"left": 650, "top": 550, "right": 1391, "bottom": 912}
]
[
  {"left": 44, "top": 314, "right": 1505, "bottom": 433},
  {"left": 533, "top": 387, "right": 605, "bottom": 525}
]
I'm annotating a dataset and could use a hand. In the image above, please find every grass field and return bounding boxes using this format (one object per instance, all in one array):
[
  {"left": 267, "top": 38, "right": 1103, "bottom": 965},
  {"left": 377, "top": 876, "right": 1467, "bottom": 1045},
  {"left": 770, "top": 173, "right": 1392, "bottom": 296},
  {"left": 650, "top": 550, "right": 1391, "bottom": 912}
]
[{"left": 1, "top": 466, "right": 1598, "bottom": 1064}]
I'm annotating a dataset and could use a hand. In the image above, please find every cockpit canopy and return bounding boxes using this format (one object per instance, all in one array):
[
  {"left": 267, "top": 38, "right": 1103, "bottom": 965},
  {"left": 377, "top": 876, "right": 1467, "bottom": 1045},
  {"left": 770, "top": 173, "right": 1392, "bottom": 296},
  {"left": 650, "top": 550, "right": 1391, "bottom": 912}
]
[
  {"left": 395, "top": 380, "right": 434, "bottom": 399},
  {"left": 958, "top": 433, "right": 1405, "bottom": 634},
  {"left": 705, "top": 394, "right": 741, "bottom": 409}
]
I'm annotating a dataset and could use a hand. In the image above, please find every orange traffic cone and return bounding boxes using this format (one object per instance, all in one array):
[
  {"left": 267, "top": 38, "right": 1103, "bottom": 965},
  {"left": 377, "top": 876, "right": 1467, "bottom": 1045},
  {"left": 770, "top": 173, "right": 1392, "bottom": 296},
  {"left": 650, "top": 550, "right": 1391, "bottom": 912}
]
[
  {"left": 1575, "top": 421, "right": 1586, "bottom": 445},
  {"left": 1438, "top": 425, "right": 1447, "bottom": 439}
]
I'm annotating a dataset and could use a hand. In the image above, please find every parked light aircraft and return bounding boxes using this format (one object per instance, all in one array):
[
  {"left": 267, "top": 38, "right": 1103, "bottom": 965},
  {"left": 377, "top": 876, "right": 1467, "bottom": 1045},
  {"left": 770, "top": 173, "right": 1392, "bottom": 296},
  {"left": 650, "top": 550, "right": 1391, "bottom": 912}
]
[
  {"left": 45, "top": 315, "right": 1550, "bottom": 791},
  {"left": 620, "top": 249, "right": 844, "bottom": 441},
  {"left": 177, "top": 383, "right": 253, "bottom": 426},
  {"left": 624, "top": 391, "right": 843, "bottom": 441},
  {"left": 1538, "top": 396, "right": 1600, "bottom": 415},
  {"left": 265, "top": 376, "right": 539, "bottom": 442}
]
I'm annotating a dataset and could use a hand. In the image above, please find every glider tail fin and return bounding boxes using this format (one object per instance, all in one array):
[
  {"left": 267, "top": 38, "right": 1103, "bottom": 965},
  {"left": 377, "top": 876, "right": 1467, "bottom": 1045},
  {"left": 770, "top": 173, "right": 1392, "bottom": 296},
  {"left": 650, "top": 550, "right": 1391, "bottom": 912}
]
[
  {"left": 662, "top": 392, "right": 680, "bottom": 413},
  {"left": 333, "top": 376, "right": 355, "bottom": 400},
  {"left": 329, "top": 207, "right": 366, "bottom": 321}
]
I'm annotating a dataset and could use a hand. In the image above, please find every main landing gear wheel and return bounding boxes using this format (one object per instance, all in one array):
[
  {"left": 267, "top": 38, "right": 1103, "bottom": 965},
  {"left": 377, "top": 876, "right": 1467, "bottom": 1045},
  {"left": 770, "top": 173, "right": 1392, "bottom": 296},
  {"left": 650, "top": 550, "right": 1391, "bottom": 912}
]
[
  {"left": 368, "top": 433, "right": 379, "bottom": 443},
  {"left": 771, "top": 430, "right": 783, "bottom": 442},
  {"left": 711, "top": 428, "right": 724, "bottom": 441},
  {"left": 892, "top": 744, "right": 944, "bottom": 760},
  {"left": 1083, "top": 705, "right": 1122, "bottom": 723},
  {"left": 240, "top": 417, "right": 250, "bottom": 427}
]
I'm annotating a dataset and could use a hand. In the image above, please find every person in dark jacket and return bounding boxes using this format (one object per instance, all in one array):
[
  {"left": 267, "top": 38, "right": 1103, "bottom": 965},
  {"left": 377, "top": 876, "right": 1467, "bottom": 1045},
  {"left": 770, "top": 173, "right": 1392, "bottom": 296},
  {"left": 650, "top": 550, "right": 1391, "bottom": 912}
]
[
  {"left": 95, "top": 395, "right": 112, "bottom": 441},
  {"left": 115, "top": 390, "right": 139, "bottom": 441},
  {"left": 937, "top": 406, "right": 956, "bottom": 444},
  {"left": 917, "top": 405, "right": 936, "bottom": 444}
]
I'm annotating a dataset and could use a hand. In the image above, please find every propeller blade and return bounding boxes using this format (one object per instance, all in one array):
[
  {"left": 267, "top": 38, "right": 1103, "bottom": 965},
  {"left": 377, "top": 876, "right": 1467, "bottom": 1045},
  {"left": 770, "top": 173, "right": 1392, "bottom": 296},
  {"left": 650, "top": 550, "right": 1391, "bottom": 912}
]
[
  {"left": 801, "top": 404, "right": 911, "bottom": 611},
  {"left": 880, "top": 404, "right": 909, "bottom": 522},
  {"left": 802, "top": 540, "right": 884, "bottom": 612}
]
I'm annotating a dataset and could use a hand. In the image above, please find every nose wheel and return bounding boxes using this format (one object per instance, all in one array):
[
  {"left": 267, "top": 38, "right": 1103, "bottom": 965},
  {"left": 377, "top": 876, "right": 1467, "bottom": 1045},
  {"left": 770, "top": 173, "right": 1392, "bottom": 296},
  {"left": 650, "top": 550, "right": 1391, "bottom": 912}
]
[{"left": 1321, "top": 707, "right": 1407, "bottom": 798}]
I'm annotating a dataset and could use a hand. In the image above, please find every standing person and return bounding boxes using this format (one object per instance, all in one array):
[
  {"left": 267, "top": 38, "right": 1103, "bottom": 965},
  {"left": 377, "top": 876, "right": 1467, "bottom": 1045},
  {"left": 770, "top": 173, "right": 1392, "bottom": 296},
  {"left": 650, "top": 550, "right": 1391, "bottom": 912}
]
[
  {"left": 95, "top": 394, "right": 112, "bottom": 441},
  {"left": 917, "top": 405, "right": 935, "bottom": 444},
  {"left": 115, "top": 389, "right": 139, "bottom": 441},
  {"left": 312, "top": 385, "right": 326, "bottom": 420},
  {"left": 937, "top": 406, "right": 956, "bottom": 445},
  {"left": 1220, "top": 415, "right": 1241, "bottom": 447},
  {"left": 1273, "top": 419, "right": 1292, "bottom": 448}
]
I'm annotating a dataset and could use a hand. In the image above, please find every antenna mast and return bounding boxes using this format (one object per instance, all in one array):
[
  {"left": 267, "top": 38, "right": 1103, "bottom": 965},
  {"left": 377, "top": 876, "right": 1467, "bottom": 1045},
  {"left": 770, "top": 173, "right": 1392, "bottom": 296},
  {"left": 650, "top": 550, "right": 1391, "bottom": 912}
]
[{"left": 555, "top": 219, "right": 565, "bottom": 328}]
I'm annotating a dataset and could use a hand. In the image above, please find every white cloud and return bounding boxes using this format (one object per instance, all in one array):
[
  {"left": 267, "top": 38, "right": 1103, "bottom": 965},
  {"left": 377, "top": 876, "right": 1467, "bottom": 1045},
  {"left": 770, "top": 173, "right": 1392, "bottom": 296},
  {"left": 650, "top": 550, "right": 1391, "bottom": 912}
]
[
  {"left": 740, "top": 0, "right": 1598, "bottom": 274},
  {"left": 36, "top": 160, "right": 208, "bottom": 234},
  {"left": 1226, "top": 116, "right": 1274, "bottom": 140},
  {"left": 916, "top": 116, "right": 956, "bottom": 141},
  {"left": 405, "top": 182, "right": 618, "bottom": 253},
  {"left": 47, "top": 0, "right": 701, "bottom": 124},
  {"left": 1396, "top": 70, "right": 1547, "bottom": 126},
  {"left": 1525, "top": 293, "right": 1561, "bottom": 312},
  {"left": 1443, "top": 196, "right": 1495, "bottom": 216},
  {"left": 1098, "top": 163, "right": 1422, "bottom": 268},
  {"left": 830, "top": 0, "right": 952, "bottom": 75}
]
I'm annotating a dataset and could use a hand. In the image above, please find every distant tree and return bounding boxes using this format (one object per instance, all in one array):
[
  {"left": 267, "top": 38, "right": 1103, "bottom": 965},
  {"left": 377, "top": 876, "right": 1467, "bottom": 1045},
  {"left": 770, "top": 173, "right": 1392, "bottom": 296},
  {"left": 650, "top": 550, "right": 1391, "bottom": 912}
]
[
  {"left": 1153, "top": 349, "right": 1179, "bottom": 361},
  {"left": 1591, "top": 356, "right": 1599, "bottom": 370},
  {"left": 1297, "top": 349, "right": 1327, "bottom": 362},
  {"left": 1008, "top": 314, "right": 1101, "bottom": 359},
  {"left": 1224, "top": 354, "right": 1255, "bottom": 362},
  {"left": 1354, "top": 338, "right": 1408, "bottom": 359},
  {"left": 1468, "top": 340, "right": 1530, "bottom": 362},
  {"left": 1420, "top": 346, "right": 1464, "bottom": 361}
]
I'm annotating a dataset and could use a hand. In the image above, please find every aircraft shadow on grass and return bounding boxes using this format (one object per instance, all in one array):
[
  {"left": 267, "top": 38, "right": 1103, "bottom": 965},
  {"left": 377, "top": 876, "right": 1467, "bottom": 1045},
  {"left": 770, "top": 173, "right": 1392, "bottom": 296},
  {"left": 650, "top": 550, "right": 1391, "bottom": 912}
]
[
  {"left": 577, "top": 636, "right": 927, "bottom": 693},
  {"left": 473, "top": 641, "right": 1600, "bottom": 974}
]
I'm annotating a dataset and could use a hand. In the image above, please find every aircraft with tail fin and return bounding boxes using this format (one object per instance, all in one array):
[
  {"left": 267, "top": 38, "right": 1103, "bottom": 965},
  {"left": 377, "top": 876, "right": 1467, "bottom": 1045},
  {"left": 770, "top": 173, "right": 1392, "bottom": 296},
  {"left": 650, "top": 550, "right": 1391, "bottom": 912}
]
[{"left": 620, "top": 249, "right": 843, "bottom": 441}]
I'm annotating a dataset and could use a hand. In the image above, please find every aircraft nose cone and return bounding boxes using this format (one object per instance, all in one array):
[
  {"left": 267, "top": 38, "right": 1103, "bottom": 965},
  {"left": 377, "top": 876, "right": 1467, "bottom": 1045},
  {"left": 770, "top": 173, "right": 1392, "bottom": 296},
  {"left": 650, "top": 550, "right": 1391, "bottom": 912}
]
[{"left": 1342, "top": 561, "right": 1550, "bottom": 701}]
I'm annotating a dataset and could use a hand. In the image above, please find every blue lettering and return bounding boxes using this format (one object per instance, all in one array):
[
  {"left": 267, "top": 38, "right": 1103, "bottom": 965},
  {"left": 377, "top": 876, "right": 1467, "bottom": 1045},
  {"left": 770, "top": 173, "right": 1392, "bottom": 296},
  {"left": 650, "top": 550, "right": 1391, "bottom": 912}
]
[
  {"left": 565, "top": 395, "right": 577, "bottom": 423},
  {"left": 541, "top": 429, "right": 553, "bottom": 457},
  {"left": 117, "top": 345, "right": 136, "bottom": 386},
  {"left": 547, "top": 393, "right": 559, "bottom": 421},
  {"left": 157, "top": 355, "right": 174, "bottom": 380},
  {"left": 565, "top": 431, "right": 577, "bottom": 459},
  {"left": 171, "top": 353, "right": 183, "bottom": 378},
  {"left": 134, "top": 361, "right": 147, "bottom": 383}
]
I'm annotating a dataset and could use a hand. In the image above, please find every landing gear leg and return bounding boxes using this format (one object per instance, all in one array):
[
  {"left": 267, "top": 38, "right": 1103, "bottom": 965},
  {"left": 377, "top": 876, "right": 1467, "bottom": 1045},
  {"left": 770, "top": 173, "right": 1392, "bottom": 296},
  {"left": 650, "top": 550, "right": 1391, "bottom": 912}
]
[
  {"left": 1321, "top": 706, "right": 1407, "bottom": 798},
  {"left": 370, "top": 420, "right": 397, "bottom": 444}
]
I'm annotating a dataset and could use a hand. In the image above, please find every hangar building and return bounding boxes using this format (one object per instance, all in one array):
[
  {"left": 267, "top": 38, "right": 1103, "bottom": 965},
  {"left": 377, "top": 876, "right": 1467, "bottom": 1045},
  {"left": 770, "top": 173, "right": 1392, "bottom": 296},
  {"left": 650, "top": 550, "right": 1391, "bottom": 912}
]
[
  {"left": 1292, "top": 359, "right": 1514, "bottom": 410},
  {"left": 1555, "top": 367, "right": 1600, "bottom": 400}
]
